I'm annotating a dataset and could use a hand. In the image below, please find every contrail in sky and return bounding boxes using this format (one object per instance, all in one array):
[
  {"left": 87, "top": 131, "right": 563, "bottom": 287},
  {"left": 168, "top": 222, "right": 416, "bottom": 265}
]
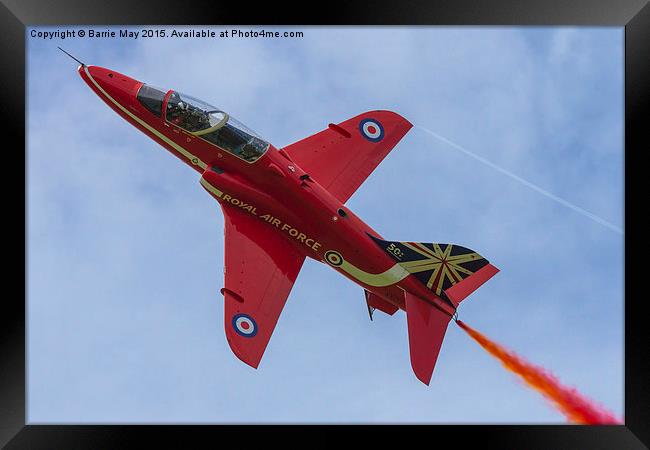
[{"left": 417, "top": 126, "right": 623, "bottom": 235}]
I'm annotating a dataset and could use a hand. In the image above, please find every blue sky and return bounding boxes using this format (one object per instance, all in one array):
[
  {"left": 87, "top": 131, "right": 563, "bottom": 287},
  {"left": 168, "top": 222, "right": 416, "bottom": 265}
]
[{"left": 27, "top": 26, "right": 623, "bottom": 423}]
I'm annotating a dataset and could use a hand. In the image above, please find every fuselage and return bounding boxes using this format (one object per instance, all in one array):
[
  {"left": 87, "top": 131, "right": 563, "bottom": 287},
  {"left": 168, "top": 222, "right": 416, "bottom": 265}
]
[{"left": 79, "top": 65, "right": 456, "bottom": 318}]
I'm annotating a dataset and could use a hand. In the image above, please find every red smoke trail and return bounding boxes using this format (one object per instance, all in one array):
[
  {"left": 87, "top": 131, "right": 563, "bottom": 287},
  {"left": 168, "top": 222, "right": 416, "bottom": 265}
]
[{"left": 456, "top": 320, "right": 622, "bottom": 424}]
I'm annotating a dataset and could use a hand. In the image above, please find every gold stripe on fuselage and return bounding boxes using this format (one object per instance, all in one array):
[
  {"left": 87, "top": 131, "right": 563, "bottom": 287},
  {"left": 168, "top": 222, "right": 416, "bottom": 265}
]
[
  {"left": 324, "top": 251, "right": 410, "bottom": 287},
  {"left": 199, "top": 177, "right": 224, "bottom": 198}
]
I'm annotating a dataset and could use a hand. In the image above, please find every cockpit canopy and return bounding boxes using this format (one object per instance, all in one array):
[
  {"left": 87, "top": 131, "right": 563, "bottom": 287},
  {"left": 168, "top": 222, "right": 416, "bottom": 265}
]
[{"left": 136, "top": 85, "right": 270, "bottom": 163}]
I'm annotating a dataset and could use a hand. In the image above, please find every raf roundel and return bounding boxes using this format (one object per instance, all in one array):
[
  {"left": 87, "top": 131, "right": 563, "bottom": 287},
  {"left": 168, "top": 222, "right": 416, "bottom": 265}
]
[
  {"left": 325, "top": 250, "right": 344, "bottom": 267},
  {"left": 359, "top": 118, "right": 385, "bottom": 142},
  {"left": 232, "top": 313, "right": 258, "bottom": 338}
]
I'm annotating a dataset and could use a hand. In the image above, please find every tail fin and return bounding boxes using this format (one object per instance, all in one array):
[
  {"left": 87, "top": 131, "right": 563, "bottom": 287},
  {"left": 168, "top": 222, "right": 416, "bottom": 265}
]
[
  {"left": 370, "top": 236, "right": 499, "bottom": 306},
  {"left": 405, "top": 292, "right": 451, "bottom": 384}
]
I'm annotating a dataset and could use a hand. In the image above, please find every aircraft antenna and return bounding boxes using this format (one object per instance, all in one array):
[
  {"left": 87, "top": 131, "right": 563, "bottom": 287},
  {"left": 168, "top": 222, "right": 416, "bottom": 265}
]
[{"left": 57, "top": 47, "right": 85, "bottom": 66}]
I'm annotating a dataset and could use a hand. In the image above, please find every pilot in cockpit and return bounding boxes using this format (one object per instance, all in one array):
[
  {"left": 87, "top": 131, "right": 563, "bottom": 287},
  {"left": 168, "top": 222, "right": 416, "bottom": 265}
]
[
  {"left": 169, "top": 100, "right": 210, "bottom": 132},
  {"left": 162, "top": 91, "right": 269, "bottom": 162}
]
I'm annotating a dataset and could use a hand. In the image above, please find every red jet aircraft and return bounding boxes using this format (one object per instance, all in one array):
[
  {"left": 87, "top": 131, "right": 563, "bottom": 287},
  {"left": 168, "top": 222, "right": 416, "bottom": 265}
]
[{"left": 73, "top": 57, "right": 499, "bottom": 385}]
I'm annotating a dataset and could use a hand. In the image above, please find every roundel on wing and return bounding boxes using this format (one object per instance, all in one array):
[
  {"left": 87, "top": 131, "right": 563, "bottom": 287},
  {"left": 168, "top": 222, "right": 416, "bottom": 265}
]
[
  {"left": 232, "top": 313, "right": 258, "bottom": 338},
  {"left": 359, "top": 118, "right": 384, "bottom": 142}
]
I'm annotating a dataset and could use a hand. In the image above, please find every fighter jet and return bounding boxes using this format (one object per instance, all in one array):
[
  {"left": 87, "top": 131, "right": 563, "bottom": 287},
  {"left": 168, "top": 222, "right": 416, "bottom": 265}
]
[{"left": 71, "top": 54, "right": 498, "bottom": 385}]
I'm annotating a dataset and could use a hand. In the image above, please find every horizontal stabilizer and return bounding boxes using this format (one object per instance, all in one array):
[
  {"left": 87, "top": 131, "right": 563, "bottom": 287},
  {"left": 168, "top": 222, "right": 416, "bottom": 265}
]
[{"left": 405, "top": 293, "right": 451, "bottom": 385}]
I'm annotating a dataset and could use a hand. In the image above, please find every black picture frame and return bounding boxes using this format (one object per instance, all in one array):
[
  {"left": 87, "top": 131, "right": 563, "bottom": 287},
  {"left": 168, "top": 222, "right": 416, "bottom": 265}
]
[{"left": 3, "top": 0, "right": 647, "bottom": 447}]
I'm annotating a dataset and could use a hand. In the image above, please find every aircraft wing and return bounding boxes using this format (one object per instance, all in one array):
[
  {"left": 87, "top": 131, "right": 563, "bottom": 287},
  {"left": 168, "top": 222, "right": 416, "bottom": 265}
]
[
  {"left": 283, "top": 110, "right": 412, "bottom": 203},
  {"left": 220, "top": 204, "right": 305, "bottom": 369}
]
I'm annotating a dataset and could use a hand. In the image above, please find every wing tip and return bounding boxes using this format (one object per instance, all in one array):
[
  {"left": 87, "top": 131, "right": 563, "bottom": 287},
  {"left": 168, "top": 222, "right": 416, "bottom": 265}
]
[
  {"left": 365, "top": 109, "right": 413, "bottom": 129},
  {"left": 226, "top": 336, "right": 261, "bottom": 369}
]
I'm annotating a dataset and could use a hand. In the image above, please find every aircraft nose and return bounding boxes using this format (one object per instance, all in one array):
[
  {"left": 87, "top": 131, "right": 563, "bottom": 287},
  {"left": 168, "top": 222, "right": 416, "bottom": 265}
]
[{"left": 79, "top": 65, "right": 143, "bottom": 105}]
